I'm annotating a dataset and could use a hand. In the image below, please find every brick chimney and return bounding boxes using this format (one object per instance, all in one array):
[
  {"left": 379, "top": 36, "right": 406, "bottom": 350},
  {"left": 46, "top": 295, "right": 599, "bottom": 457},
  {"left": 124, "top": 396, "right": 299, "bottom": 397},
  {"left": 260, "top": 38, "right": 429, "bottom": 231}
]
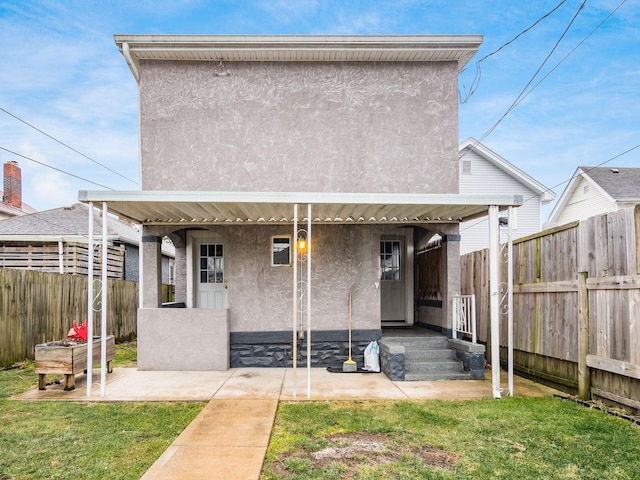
[{"left": 3, "top": 161, "right": 22, "bottom": 209}]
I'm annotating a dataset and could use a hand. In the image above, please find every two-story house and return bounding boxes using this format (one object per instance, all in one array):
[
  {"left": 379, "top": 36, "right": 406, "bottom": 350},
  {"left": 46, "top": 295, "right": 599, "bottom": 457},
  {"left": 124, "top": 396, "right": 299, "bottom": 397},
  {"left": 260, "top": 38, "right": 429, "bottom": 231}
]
[{"left": 80, "top": 35, "right": 520, "bottom": 374}]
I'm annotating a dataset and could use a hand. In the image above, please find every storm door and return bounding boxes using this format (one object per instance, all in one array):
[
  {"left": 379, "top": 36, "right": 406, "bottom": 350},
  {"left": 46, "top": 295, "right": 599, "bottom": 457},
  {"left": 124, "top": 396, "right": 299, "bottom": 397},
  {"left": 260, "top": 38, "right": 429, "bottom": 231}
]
[
  {"left": 380, "top": 238, "right": 406, "bottom": 324},
  {"left": 196, "top": 242, "right": 228, "bottom": 308}
]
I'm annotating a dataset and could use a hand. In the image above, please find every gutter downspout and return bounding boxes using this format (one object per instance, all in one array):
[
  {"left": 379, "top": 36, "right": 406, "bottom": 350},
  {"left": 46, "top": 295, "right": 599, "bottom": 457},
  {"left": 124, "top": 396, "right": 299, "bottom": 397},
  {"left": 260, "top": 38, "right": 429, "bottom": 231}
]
[{"left": 122, "top": 43, "right": 140, "bottom": 83}]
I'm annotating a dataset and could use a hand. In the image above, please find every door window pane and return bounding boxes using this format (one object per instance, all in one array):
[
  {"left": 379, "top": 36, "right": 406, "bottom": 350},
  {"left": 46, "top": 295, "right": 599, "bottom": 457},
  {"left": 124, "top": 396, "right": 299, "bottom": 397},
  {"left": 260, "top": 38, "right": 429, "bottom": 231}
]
[
  {"left": 380, "top": 240, "right": 401, "bottom": 281},
  {"left": 200, "top": 243, "right": 224, "bottom": 284}
]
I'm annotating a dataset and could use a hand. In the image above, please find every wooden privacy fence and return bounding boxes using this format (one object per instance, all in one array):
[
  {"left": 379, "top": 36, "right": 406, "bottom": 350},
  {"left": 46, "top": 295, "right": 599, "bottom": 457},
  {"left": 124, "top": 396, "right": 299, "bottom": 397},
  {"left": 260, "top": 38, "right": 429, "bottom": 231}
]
[
  {"left": 462, "top": 206, "right": 640, "bottom": 411},
  {"left": 1, "top": 268, "right": 146, "bottom": 367}
]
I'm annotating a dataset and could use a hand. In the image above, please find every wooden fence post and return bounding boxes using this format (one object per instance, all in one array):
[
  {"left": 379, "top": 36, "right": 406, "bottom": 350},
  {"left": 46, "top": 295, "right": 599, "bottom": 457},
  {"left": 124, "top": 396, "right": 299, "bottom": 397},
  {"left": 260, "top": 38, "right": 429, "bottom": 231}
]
[{"left": 578, "top": 271, "right": 590, "bottom": 400}]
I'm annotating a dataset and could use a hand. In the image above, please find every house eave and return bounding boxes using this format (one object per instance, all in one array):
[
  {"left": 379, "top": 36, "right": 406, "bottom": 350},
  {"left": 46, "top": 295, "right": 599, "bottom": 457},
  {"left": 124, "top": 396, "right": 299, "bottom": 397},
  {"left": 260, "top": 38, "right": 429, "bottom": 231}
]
[{"left": 114, "top": 34, "right": 483, "bottom": 79}]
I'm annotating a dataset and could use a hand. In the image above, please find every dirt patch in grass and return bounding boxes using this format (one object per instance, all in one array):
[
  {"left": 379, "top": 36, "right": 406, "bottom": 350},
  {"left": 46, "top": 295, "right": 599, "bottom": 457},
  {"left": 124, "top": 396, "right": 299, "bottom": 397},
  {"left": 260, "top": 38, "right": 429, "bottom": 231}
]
[{"left": 272, "top": 431, "right": 457, "bottom": 478}]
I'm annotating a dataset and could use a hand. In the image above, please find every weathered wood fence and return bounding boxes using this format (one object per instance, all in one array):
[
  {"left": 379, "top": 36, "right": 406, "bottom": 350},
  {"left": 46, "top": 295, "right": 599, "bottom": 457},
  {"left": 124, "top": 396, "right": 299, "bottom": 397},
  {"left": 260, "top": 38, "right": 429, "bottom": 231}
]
[
  {"left": 0, "top": 268, "right": 175, "bottom": 366},
  {"left": 462, "top": 206, "right": 640, "bottom": 411}
]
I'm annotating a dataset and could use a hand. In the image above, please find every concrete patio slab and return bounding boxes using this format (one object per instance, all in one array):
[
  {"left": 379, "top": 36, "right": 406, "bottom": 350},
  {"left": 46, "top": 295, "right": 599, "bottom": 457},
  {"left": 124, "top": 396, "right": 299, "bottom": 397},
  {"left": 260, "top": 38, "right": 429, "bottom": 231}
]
[
  {"left": 15, "top": 368, "right": 237, "bottom": 402},
  {"left": 212, "top": 368, "right": 285, "bottom": 399},
  {"left": 281, "top": 368, "right": 409, "bottom": 400}
]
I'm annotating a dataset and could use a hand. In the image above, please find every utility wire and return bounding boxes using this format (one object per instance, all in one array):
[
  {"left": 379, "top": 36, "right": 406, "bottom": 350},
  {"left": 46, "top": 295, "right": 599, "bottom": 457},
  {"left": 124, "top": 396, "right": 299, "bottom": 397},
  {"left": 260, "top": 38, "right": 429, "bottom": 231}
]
[
  {"left": 460, "top": 0, "right": 588, "bottom": 163},
  {"left": 521, "top": 142, "right": 640, "bottom": 205},
  {"left": 460, "top": 0, "right": 569, "bottom": 104},
  {"left": 0, "top": 146, "right": 115, "bottom": 190},
  {"left": 0, "top": 106, "right": 138, "bottom": 185},
  {"left": 507, "top": 0, "right": 629, "bottom": 113},
  {"left": 459, "top": 142, "right": 640, "bottom": 234}
]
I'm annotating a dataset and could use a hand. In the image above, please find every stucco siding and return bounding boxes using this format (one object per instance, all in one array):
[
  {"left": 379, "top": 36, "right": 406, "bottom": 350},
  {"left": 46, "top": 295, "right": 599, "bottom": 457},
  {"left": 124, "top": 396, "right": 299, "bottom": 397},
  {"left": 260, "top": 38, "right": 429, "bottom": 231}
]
[
  {"left": 459, "top": 149, "right": 542, "bottom": 254},
  {"left": 139, "top": 60, "right": 459, "bottom": 195},
  {"left": 186, "top": 224, "right": 394, "bottom": 333}
]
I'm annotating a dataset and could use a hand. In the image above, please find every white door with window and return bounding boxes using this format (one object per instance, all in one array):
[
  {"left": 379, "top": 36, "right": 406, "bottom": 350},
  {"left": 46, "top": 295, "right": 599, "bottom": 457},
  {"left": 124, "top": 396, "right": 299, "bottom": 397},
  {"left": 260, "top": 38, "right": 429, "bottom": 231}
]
[{"left": 196, "top": 242, "right": 228, "bottom": 308}]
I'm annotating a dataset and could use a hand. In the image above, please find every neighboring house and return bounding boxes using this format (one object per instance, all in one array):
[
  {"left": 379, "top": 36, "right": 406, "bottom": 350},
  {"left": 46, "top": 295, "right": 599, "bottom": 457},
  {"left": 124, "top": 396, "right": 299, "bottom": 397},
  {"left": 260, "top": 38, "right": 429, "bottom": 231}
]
[
  {"left": 80, "top": 35, "right": 521, "bottom": 371},
  {"left": 546, "top": 166, "right": 640, "bottom": 227},
  {"left": 458, "top": 139, "right": 556, "bottom": 255},
  {"left": 1, "top": 161, "right": 37, "bottom": 219},
  {"left": 0, "top": 203, "right": 174, "bottom": 282}
]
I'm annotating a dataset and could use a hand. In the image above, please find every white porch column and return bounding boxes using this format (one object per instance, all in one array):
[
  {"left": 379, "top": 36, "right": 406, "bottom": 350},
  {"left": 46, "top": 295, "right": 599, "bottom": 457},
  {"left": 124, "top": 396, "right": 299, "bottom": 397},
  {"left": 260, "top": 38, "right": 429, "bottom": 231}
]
[
  {"left": 489, "top": 205, "right": 501, "bottom": 398},
  {"left": 100, "top": 202, "right": 108, "bottom": 396},
  {"left": 306, "top": 203, "right": 312, "bottom": 398},
  {"left": 507, "top": 206, "right": 514, "bottom": 396},
  {"left": 86, "top": 202, "right": 94, "bottom": 397},
  {"left": 292, "top": 204, "right": 298, "bottom": 398}
]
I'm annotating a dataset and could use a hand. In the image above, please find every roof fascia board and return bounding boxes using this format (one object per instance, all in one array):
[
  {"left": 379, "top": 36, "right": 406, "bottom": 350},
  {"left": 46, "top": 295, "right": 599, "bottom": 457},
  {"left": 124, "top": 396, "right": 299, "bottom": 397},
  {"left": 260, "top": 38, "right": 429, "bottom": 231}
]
[
  {"left": 114, "top": 34, "right": 482, "bottom": 76},
  {"left": 459, "top": 137, "right": 555, "bottom": 203},
  {"left": 79, "top": 190, "right": 522, "bottom": 207}
]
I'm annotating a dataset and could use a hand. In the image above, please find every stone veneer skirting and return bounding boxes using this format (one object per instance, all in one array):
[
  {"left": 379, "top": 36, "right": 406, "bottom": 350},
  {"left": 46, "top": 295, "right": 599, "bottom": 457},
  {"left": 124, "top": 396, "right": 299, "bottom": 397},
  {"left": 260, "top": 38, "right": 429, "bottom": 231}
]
[{"left": 230, "top": 329, "right": 382, "bottom": 368}]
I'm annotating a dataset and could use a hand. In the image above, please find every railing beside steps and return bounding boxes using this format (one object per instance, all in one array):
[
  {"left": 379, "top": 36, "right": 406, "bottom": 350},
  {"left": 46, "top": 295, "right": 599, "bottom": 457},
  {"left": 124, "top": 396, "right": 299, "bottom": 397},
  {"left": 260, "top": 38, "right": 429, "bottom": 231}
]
[{"left": 452, "top": 294, "right": 476, "bottom": 343}]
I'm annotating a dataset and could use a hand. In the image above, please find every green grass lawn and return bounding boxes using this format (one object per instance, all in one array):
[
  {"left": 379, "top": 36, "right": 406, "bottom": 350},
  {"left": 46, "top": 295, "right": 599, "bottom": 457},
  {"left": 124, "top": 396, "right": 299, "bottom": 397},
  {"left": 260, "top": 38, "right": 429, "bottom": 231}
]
[
  {"left": 3, "top": 342, "right": 640, "bottom": 479},
  {"left": 262, "top": 399, "right": 640, "bottom": 479},
  {"left": 0, "top": 341, "right": 204, "bottom": 480}
]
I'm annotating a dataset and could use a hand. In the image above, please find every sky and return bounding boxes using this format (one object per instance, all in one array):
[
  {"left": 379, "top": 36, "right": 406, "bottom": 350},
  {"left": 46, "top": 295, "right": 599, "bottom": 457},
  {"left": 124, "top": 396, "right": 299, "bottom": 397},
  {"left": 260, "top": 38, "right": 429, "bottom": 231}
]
[{"left": 0, "top": 0, "right": 638, "bottom": 221}]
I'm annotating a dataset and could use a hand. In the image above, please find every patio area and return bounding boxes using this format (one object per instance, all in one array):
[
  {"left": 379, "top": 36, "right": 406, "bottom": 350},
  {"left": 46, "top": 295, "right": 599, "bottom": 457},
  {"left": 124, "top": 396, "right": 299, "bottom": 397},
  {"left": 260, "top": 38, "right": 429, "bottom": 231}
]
[{"left": 15, "top": 367, "right": 558, "bottom": 402}]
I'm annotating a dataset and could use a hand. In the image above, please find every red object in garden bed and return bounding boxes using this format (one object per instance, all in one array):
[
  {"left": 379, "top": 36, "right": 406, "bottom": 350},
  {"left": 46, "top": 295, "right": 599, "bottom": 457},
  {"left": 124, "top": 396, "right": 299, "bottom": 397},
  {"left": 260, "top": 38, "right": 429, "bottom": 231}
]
[{"left": 67, "top": 321, "right": 88, "bottom": 342}]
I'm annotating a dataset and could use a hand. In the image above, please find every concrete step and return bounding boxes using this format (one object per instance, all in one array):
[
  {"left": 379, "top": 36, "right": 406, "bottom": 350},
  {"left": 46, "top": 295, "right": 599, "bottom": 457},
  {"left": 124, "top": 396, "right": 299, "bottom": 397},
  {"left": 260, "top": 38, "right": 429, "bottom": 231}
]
[
  {"left": 382, "top": 336, "right": 449, "bottom": 349},
  {"left": 405, "top": 359, "right": 464, "bottom": 374},
  {"left": 405, "top": 371, "right": 475, "bottom": 381},
  {"left": 404, "top": 348, "right": 457, "bottom": 361}
]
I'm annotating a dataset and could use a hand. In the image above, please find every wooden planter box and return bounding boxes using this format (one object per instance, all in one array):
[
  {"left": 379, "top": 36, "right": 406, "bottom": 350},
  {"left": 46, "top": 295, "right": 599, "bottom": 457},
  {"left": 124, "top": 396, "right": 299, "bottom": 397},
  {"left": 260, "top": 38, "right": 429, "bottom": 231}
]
[{"left": 35, "top": 336, "right": 115, "bottom": 391}]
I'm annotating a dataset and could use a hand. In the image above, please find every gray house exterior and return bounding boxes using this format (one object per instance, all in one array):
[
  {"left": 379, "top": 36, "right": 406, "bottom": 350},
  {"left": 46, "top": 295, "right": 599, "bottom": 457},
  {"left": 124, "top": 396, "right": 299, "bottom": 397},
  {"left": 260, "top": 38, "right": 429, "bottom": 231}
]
[{"left": 81, "top": 35, "right": 521, "bottom": 373}]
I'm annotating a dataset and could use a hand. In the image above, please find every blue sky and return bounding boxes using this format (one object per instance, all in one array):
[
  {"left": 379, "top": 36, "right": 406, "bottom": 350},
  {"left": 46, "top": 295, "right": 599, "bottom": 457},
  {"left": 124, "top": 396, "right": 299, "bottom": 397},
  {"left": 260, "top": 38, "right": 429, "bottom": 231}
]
[{"left": 0, "top": 0, "right": 638, "bottom": 220}]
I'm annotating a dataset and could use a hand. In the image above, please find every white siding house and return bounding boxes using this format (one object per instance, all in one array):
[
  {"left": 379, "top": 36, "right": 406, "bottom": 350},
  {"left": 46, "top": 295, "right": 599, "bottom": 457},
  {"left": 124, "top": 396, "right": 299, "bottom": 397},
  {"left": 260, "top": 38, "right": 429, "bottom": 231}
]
[
  {"left": 458, "top": 138, "right": 555, "bottom": 255},
  {"left": 545, "top": 167, "right": 640, "bottom": 227}
]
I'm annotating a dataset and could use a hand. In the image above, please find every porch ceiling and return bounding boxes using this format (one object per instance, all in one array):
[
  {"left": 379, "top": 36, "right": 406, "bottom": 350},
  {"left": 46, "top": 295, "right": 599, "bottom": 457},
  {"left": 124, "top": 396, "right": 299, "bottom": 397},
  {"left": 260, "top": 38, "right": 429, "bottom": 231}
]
[{"left": 78, "top": 191, "right": 522, "bottom": 226}]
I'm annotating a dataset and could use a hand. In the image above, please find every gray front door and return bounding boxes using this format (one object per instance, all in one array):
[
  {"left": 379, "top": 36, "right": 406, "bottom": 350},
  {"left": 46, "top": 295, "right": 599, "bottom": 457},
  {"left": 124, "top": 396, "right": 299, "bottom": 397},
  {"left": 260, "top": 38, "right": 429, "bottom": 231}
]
[{"left": 380, "top": 238, "right": 405, "bottom": 323}]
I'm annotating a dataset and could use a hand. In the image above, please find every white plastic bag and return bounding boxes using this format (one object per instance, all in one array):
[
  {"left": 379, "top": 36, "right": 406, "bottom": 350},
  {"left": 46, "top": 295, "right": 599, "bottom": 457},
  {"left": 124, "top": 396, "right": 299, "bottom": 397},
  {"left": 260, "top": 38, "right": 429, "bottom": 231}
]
[{"left": 363, "top": 340, "right": 380, "bottom": 372}]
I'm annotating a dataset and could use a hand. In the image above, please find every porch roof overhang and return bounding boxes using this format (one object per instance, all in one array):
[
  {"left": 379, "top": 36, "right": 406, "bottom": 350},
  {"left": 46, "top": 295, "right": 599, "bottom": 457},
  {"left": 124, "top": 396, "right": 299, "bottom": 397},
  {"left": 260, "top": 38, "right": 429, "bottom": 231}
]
[{"left": 78, "top": 190, "right": 523, "bottom": 226}]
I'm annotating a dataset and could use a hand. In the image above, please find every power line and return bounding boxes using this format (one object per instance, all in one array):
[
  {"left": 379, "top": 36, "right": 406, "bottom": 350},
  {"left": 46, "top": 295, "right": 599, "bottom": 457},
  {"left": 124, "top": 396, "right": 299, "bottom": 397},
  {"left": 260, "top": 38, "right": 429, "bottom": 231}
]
[
  {"left": 0, "top": 106, "right": 138, "bottom": 185},
  {"left": 459, "top": 0, "right": 589, "bottom": 164},
  {"left": 459, "top": 142, "right": 640, "bottom": 234},
  {"left": 0, "top": 145, "right": 115, "bottom": 190},
  {"left": 460, "top": 0, "right": 569, "bottom": 104},
  {"left": 521, "top": 142, "right": 640, "bottom": 205},
  {"left": 508, "top": 0, "right": 629, "bottom": 113}
]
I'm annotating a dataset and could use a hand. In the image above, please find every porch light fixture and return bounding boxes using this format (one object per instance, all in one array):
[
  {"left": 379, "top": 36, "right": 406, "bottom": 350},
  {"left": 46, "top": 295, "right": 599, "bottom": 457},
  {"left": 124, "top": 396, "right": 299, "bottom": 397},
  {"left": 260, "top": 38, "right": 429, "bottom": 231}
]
[{"left": 297, "top": 238, "right": 309, "bottom": 254}]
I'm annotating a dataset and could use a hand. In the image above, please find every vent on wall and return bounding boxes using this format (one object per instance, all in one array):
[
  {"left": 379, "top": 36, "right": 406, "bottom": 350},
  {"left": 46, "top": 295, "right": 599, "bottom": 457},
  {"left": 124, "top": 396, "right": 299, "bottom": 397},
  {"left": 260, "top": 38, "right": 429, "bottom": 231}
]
[
  {"left": 583, "top": 185, "right": 590, "bottom": 194},
  {"left": 461, "top": 160, "right": 472, "bottom": 175}
]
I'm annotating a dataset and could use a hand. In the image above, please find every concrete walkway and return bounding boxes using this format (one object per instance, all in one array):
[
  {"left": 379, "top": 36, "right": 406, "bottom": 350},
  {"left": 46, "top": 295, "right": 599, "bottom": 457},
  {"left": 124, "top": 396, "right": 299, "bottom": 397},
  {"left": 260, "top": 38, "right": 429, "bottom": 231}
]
[{"left": 16, "top": 367, "right": 559, "bottom": 479}]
